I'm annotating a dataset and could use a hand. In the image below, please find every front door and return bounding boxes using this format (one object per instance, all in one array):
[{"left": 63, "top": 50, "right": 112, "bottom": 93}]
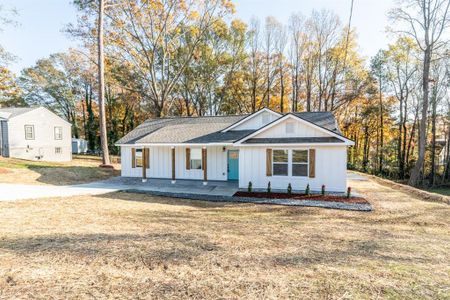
[{"left": 227, "top": 150, "right": 239, "bottom": 180}]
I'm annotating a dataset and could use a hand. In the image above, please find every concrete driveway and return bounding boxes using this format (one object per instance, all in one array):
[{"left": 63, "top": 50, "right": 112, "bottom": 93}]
[
  {"left": 1, "top": 174, "right": 362, "bottom": 202},
  {"left": 0, "top": 182, "right": 122, "bottom": 201},
  {"left": 0, "top": 177, "right": 239, "bottom": 201}
]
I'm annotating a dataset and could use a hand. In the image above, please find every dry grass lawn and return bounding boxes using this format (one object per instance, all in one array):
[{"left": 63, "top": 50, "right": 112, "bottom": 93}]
[
  {"left": 0, "top": 178, "right": 449, "bottom": 299},
  {"left": 0, "top": 155, "right": 120, "bottom": 185}
]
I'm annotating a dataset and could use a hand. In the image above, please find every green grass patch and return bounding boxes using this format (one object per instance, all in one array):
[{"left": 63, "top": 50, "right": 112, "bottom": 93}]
[{"left": 426, "top": 187, "right": 450, "bottom": 196}]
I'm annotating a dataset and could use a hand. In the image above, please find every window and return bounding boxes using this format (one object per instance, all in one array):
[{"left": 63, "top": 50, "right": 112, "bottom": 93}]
[
  {"left": 292, "top": 150, "right": 308, "bottom": 176},
  {"left": 25, "top": 125, "right": 34, "bottom": 140},
  {"left": 273, "top": 149, "right": 288, "bottom": 176},
  {"left": 190, "top": 148, "right": 202, "bottom": 170},
  {"left": 135, "top": 149, "right": 143, "bottom": 167},
  {"left": 55, "top": 147, "right": 62, "bottom": 154},
  {"left": 286, "top": 122, "right": 295, "bottom": 134},
  {"left": 54, "top": 127, "right": 63, "bottom": 140}
]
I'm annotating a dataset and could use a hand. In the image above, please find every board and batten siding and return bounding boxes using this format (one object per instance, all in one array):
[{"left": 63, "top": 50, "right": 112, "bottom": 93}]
[
  {"left": 121, "top": 145, "right": 228, "bottom": 181},
  {"left": 254, "top": 119, "right": 329, "bottom": 138},
  {"left": 239, "top": 146, "right": 347, "bottom": 192}
]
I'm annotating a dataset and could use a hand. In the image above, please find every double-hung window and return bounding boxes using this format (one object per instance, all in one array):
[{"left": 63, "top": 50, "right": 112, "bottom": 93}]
[
  {"left": 25, "top": 125, "right": 34, "bottom": 140},
  {"left": 272, "top": 149, "right": 309, "bottom": 177},
  {"left": 273, "top": 149, "right": 288, "bottom": 176},
  {"left": 292, "top": 150, "right": 308, "bottom": 177},
  {"left": 135, "top": 149, "right": 143, "bottom": 167},
  {"left": 190, "top": 148, "right": 202, "bottom": 170},
  {"left": 54, "top": 127, "right": 63, "bottom": 140}
]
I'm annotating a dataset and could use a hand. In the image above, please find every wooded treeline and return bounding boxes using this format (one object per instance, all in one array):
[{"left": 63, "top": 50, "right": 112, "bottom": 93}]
[{"left": 0, "top": 0, "right": 449, "bottom": 188}]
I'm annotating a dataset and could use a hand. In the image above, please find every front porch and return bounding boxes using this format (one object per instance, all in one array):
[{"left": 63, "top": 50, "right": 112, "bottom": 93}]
[{"left": 105, "top": 177, "right": 239, "bottom": 197}]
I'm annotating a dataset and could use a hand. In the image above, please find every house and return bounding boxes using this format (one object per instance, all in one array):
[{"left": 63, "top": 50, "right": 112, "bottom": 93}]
[
  {"left": 0, "top": 107, "right": 72, "bottom": 162},
  {"left": 116, "top": 108, "right": 354, "bottom": 192},
  {"left": 72, "top": 138, "right": 88, "bottom": 154},
  {"left": 437, "top": 140, "right": 447, "bottom": 166}
]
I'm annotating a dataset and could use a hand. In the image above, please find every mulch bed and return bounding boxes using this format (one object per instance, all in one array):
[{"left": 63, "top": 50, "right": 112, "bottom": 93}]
[{"left": 234, "top": 191, "right": 369, "bottom": 204}]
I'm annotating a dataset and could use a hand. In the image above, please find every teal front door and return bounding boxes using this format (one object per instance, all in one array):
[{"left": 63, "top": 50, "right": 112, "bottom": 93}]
[{"left": 227, "top": 150, "right": 239, "bottom": 180}]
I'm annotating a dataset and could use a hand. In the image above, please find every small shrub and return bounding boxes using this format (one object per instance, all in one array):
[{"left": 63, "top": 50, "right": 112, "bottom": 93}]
[
  {"left": 305, "top": 183, "right": 310, "bottom": 195},
  {"left": 248, "top": 181, "right": 253, "bottom": 192},
  {"left": 347, "top": 187, "right": 351, "bottom": 198},
  {"left": 287, "top": 183, "right": 292, "bottom": 194},
  {"left": 267, "top": 181, "right": 271, "bottom": 193},
  {"left": 321, "top": 185, "right": 326, "bottom": 195}
]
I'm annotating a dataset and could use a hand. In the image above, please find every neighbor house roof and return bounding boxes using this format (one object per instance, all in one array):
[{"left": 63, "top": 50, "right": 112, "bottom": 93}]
[
  {"left": 0, "top": 107, "right": 38, "bottom": 120},
  {"left": 116, "top": 110, "right": 345, "bottom": 145}
]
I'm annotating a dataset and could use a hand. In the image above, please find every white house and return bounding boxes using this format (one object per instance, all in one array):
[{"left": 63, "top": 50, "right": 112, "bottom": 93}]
[
  {"left": 116, "top": 108, "right": 354, "bottom": 192},
  {"left": 0, "top": 107, "right": 72, "bottom": 162}
]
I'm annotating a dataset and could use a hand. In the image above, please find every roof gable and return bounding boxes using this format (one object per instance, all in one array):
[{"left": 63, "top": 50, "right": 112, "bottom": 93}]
[
  {"left": 221, "top": 108, "right": 281, "bottom": 132},
  {"left": 0, "top": 107, "right": 39, "bottom": 120},
  {"left": 234, "top": 113, "right": 354, "bottom": 145}
]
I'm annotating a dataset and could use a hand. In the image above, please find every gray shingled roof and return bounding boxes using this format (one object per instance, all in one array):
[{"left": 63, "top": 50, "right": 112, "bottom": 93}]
[
  {"left": 116, "top": 115, "right": 248, "bottom": 144},
  {"left": 116, "top": 111, "right": 344, "bottom": 145},
  {"left": 0, "top": 107, "right": 38, "bottom": 119},
  {"left": 293, "top": 112, "right": 341, "bottom": 134},
  {"left": 243, "top": 137, "right": 344, "bottom": 144}
]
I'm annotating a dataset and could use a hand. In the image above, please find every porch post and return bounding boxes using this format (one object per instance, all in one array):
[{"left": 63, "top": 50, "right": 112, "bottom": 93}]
[
  {"left": 202, "top": 146, "right": 207, "bottom": 185},
  {"left": 171, "top": 146, "right": 176, "bottom": 184},
  {"left": 142, "top": 147, "right": 147, "bottom": 183}
]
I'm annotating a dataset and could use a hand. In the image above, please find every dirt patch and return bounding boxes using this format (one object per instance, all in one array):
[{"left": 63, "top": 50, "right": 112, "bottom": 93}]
[
  {"left": 352, "top": 171, "right": 450, "bottom": 205},
  {"left": 0, "top": 168, "right": 11, "bottom": 174},
  {"left": 234, "top": 191, "right": 369, "bottom": 204}
]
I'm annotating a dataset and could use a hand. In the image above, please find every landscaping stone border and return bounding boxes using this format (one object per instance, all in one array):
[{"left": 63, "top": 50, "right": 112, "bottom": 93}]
[
  {"left": 125, "top": 189, "right": 373, "bottom": 212},
  {"left": 352, "top": 171, "right": 450, "bottom": 205}
]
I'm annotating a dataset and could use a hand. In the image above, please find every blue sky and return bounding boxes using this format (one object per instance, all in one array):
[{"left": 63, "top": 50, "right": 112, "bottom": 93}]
[{"left": 0, "top": 0, "right": 396, "bottom": 74}]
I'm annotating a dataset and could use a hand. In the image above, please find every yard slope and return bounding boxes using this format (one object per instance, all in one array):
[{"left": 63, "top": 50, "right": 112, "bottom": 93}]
[{"left": 0, "top": 176, "right": 448, "bottom": 298}]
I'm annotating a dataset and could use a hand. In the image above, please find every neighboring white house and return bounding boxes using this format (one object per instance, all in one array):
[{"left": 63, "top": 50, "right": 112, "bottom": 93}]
[
  {"left": 72, "top": 138, "right": 88, "bottom": 154},
  {"left": 115, "top": 108, "right": 354, "bottom": 192},
  {"left": 0, "top": 107, "right": 72, "bottom": 162}
]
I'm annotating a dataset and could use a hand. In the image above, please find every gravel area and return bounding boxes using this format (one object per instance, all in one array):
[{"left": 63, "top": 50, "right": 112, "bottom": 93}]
[{"left": 126, "top": 189, "right": 372, "bottom": 211}]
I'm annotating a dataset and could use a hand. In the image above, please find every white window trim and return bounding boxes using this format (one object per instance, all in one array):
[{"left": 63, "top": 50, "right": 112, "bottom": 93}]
[
  {"left": 272, "top": 149, "right": 289, "bottom": 177},
  {"left": 54, "top": 126, "right": 63, "bottom": 140},
  {"left": 190, "top": 148, "right": 202, "bottom": 170},
  {"left": 271, "top": 148, "right": 310, "bottom": 178},
  {"left": 135, "top": 148, "right": 143, "bottom": 168},
  {"left": 25, "top": 125, "right": 34, "bottom": 140},
  {"left": 292, "top": 149, "right": 309, "bottom": 177}
]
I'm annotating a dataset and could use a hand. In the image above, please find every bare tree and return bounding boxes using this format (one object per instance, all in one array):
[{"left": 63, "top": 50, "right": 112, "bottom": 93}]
[
  {"left": 274, "top": 21, "right": 288, "bottom": 112},
  {"left": 248, "top": 17, "right": 262, "bottom": 113},
  {"left": 263, "top": 16, "right": 279, "bottom": 107},
  {"left": 390, "top": 0, "right": 450, "bottom": 186},
  {"left": 288, "top": 13, "right": 305, "bottom": 112},
  {"left": 97, "top": 0, "right": 110, "bottom": 166}
]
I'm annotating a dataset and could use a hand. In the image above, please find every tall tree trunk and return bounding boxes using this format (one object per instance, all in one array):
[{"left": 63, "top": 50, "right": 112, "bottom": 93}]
[
  {"left": 280, "top": 65, "right": 284, "bottom": 113},
  {"left": 444, "top": 124, "right": 450, "bottom": 181},
  {"left": 398, "top": 95, "right": 404, "bottom": 179},
  {"left": 409, "top": 47, "right": 431, "bottom": 186},
  {"left": 97, "top": 0, "right": 110, "bottom": 165},
  {"left": 379, "top": 82, "right": 384, "bottom": 175},
  {"left": 430, "top": 87, "right": 437, "bottom": 186}
]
